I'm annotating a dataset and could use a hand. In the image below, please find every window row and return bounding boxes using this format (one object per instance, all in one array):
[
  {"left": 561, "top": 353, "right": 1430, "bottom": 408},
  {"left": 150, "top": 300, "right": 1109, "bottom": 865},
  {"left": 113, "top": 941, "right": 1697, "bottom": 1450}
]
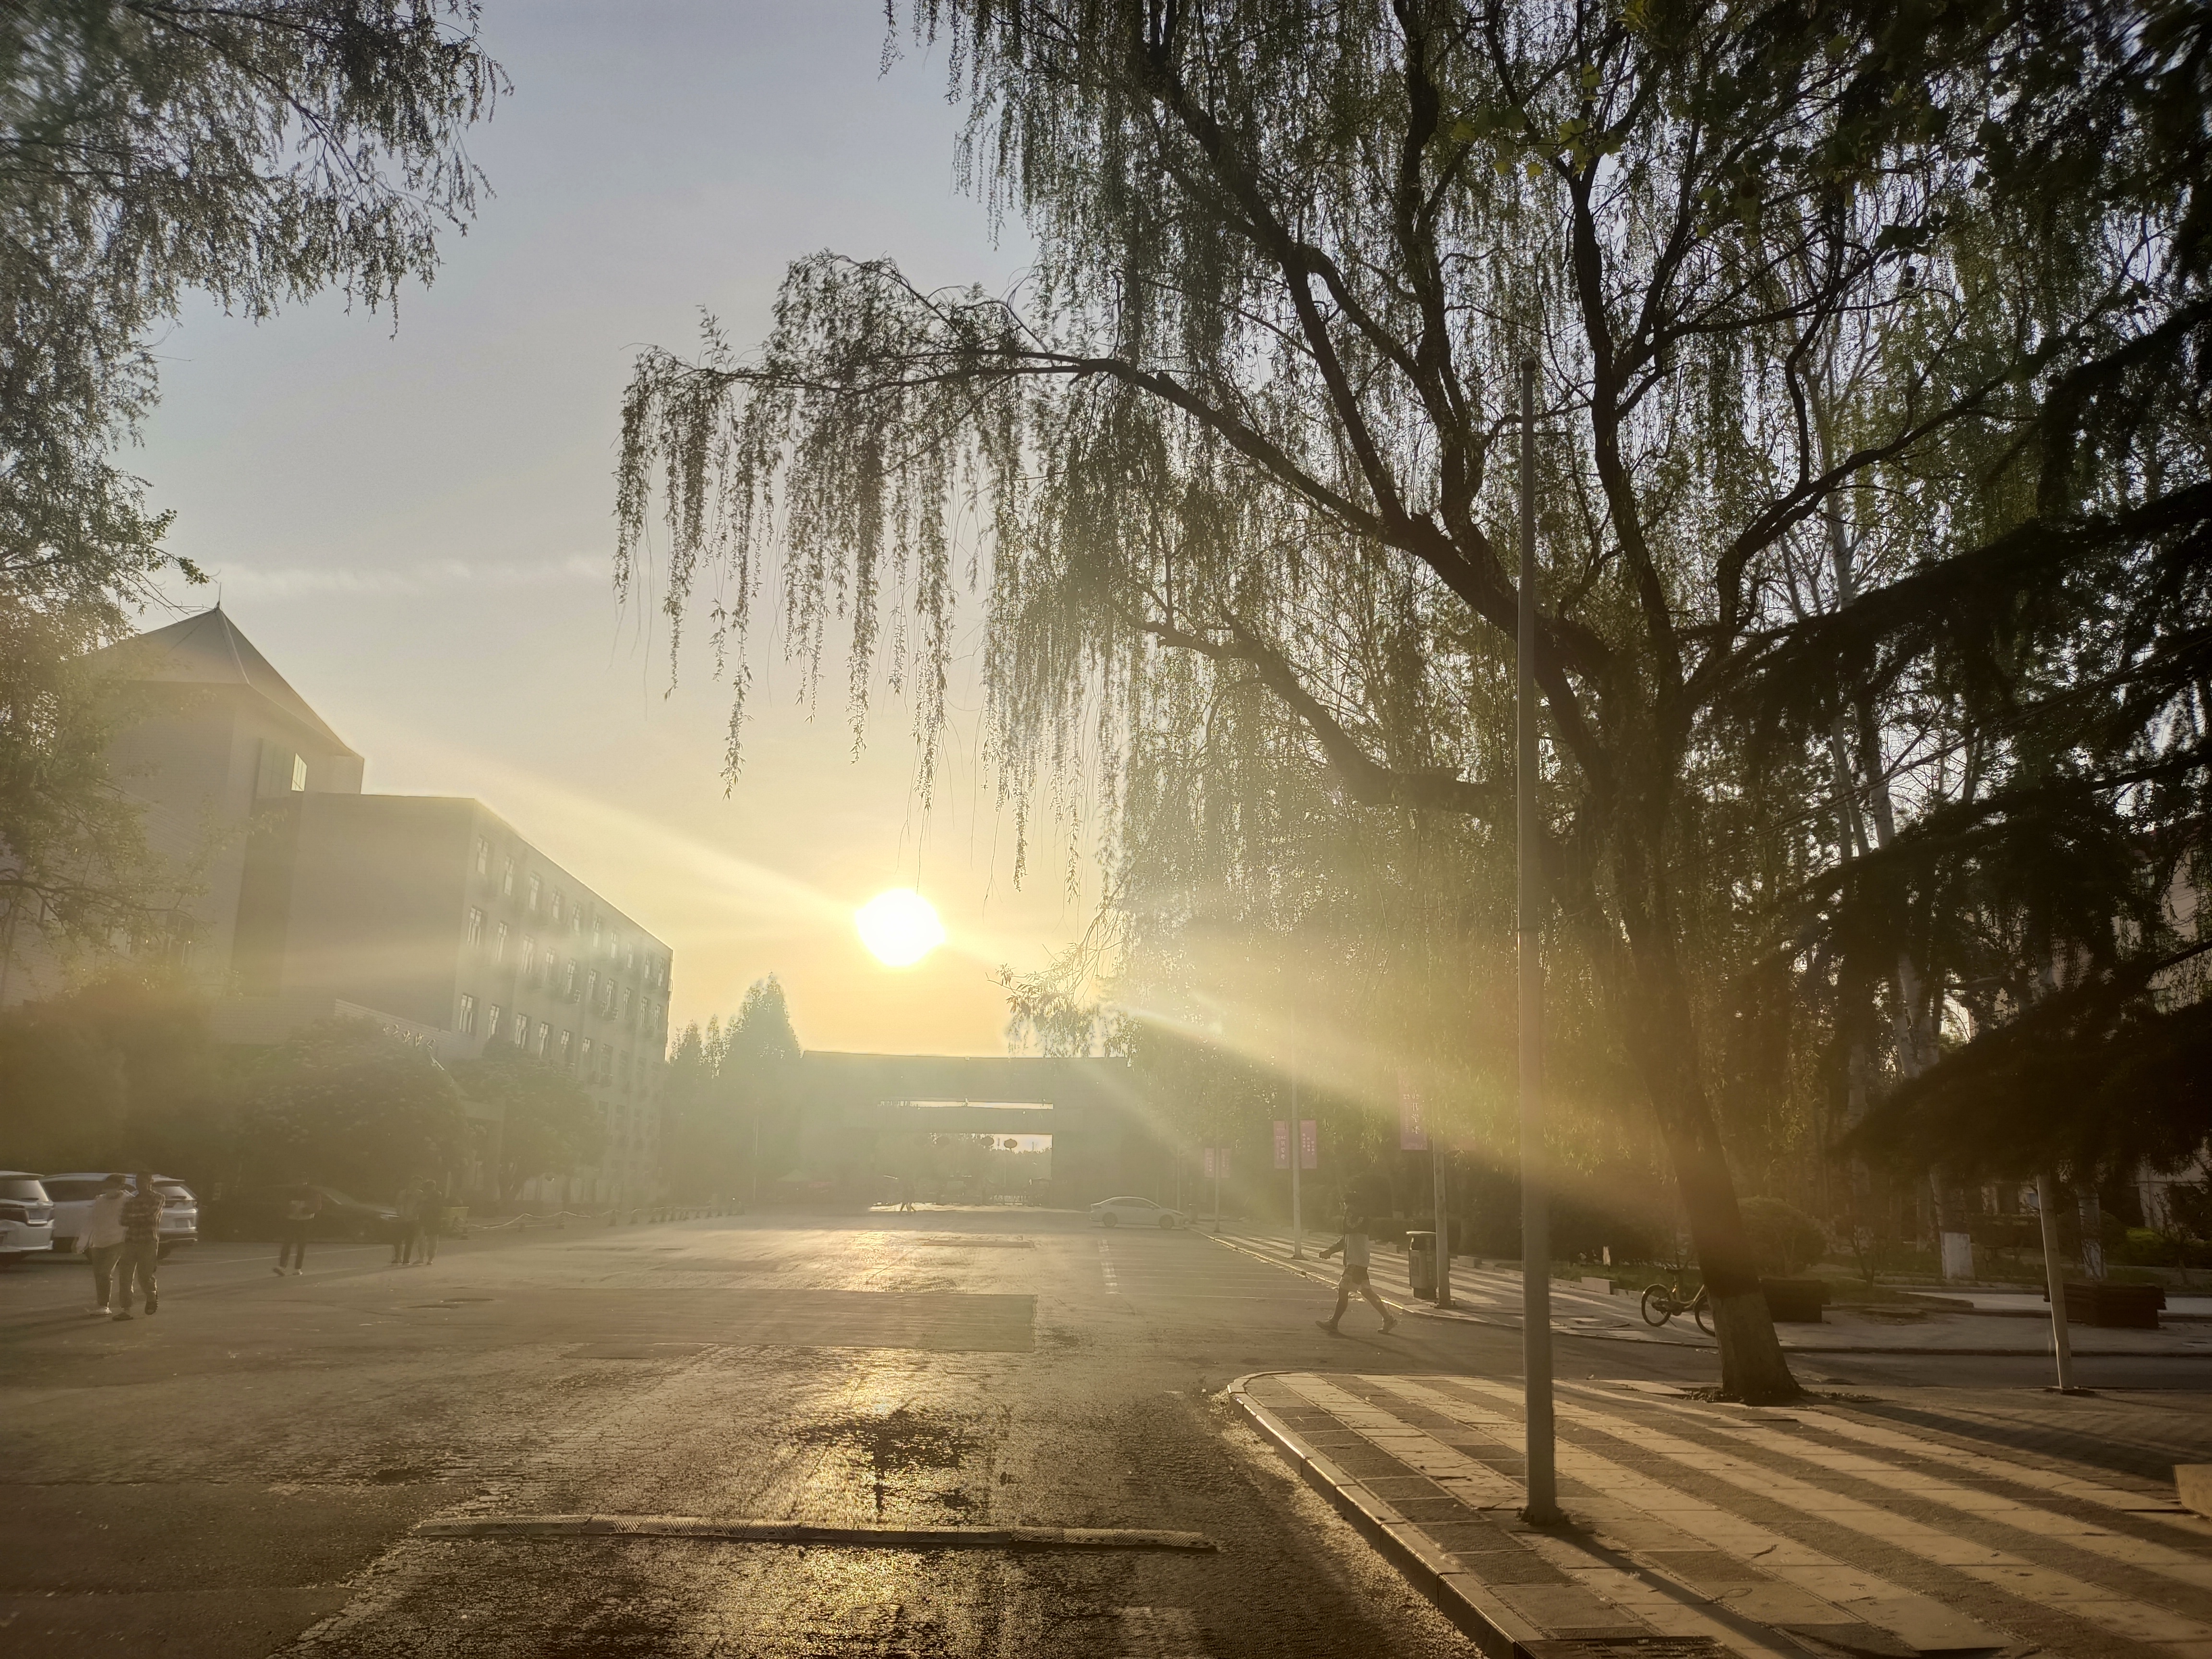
[{"left": 471, "top": 841, "right": 672, "bottom": 991}]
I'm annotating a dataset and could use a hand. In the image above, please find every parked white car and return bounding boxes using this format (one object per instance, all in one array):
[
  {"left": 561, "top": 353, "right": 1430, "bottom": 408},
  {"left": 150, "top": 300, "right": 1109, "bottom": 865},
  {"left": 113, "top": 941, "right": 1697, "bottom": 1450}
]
[
  {"left": 0, "top": 1173, "right": 56, "bottom": 1262},
  {"left": 1091, "top": 1195, "right": 1187, "bottom": 1229},
  {"left": 44, "top": 1173, "right": 199, "bottom": 1258}
]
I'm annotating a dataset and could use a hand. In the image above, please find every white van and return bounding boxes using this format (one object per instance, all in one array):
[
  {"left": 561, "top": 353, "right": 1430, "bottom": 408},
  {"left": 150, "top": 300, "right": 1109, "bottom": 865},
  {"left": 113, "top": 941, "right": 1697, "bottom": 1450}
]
[{"left": 0, "top": 1173, "right": 56, "bottom": 1262}]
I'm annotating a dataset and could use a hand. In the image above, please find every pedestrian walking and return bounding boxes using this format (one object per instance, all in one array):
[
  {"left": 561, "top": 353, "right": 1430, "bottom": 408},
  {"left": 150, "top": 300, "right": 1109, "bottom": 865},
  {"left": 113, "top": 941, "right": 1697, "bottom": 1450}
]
[
  {"left": 1316, "top": 1214, "right": 1397, "bottom": 1336},
  {"left": 79, "top": 1173, "right": 128, "bottom": 1315},
  {"left": 112, "top": 1170, "right": 162, "bottom": 1320},
  {"left": 391, "top": 1179, "right": 422, "bottom": 1265},
  {"left": 276, "top": 1178, "right": 320, "bottom": 1274}
]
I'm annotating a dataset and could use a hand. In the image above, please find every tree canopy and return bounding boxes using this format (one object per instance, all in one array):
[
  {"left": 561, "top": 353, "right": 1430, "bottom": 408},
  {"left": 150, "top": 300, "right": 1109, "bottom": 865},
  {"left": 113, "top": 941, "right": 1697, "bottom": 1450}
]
[{"left": 616, "top": 0, "right": 2210, "bottom": 1400}]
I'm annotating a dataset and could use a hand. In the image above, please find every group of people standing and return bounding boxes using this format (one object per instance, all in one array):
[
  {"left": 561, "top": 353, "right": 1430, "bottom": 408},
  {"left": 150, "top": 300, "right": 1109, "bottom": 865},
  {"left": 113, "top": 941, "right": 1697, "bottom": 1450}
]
[
  {"left": 389, "top": 1176, "right": 458, "bottom": 1266},
  {"left": 79, "top": 1172, "right": 163, "bottom": 1320},
  {"left": 270, "top": 1174, "right": 461, "bottom": 1274}
]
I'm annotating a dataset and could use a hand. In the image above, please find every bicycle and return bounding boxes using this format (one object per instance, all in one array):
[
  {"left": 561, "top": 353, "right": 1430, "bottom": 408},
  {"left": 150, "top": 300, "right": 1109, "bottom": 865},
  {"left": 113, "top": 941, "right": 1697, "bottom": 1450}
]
[{"left": 1640, "top": 1274, "right": 1712, "bottom": 1334}]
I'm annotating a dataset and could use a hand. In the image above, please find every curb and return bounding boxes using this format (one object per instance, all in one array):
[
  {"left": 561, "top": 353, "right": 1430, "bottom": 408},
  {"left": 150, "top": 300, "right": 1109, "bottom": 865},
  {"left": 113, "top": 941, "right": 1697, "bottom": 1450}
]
[
  {"left": 1204, "top": 1233, "right": 2212, "bottom": 1360},
  {"left": 1225, "top": 1371, "right": 1532, "bottom": 1659}
]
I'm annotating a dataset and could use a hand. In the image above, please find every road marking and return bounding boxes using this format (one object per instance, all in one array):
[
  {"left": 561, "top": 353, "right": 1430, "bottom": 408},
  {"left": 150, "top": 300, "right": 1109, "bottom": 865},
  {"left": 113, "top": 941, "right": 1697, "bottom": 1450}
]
[
  {"left": 416, "top": 1515, "right": 1216, "bottom": 1551},
  {"left": 1100, "top": 1240, "right": 1120, "bottom": 1295},
  {"left": 1366, "top": 1375, "right": 1983, "bottom": 1656},
  {"left": 1113, "top": 1605, "right": 1207, "bottom": 1658},
  {"left": 1569, "top": 1382, "right": 2212, "bottom": 1586},
  {"left": 1450, "top": 1374, "right": 2212, "bottom": 1650}
]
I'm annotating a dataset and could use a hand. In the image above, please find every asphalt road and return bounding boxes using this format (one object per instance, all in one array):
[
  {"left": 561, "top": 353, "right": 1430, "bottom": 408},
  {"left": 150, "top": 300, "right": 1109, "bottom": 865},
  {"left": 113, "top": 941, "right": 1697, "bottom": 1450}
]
[{"left": 4, "top": 1210, "right": 2209, "bottom": 1658}]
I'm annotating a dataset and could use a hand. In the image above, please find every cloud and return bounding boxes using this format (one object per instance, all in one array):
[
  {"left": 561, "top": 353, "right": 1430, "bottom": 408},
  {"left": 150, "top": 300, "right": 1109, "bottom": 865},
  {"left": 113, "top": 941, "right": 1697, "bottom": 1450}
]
[{"left": 212, "top": 553, "right": 606, "bottom": 600}]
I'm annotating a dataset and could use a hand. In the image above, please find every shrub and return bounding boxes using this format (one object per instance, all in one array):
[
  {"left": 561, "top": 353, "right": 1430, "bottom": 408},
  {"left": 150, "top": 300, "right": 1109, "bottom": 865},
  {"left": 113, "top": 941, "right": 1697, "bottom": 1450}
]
[{"left": 1740, "top": 1197, "right": 1828, "bottom": 1275}]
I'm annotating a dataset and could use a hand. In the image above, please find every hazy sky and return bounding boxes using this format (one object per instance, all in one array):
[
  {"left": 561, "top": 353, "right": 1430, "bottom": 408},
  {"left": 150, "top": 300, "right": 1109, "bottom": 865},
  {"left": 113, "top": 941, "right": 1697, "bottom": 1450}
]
[{"left": 136, "top": 3, "right": 1098, "bottom": 1054}]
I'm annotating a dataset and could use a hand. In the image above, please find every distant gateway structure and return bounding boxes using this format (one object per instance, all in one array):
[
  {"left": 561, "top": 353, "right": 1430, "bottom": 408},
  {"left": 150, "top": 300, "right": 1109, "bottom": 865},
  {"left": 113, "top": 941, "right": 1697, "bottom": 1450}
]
[{"left": 788, "top": 1052, "right": 1158, "bottom": 1206}]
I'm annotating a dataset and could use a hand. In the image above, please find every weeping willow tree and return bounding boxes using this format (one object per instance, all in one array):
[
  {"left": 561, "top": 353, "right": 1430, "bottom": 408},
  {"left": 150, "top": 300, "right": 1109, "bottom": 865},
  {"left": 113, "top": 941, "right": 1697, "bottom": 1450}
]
[{"left": 617, "top": 0, "right": 2210, "bottom": 1402}]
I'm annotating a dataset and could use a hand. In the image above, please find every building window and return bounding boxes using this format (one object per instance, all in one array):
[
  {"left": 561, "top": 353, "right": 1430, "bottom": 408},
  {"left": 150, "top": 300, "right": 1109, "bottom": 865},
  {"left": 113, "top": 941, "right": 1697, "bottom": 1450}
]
[
  {"left": 513, "top": 1015, "right": 529, "bottom": 1048},
  {"left": 474, "top": 837, "right": 490, "bottom": 876},
  {"left": 563, "top": 961, "right": 577, "bottom": 999},
  {"left": 493, "top": 921, "right": 509, "bottom": 964},
  {"left": 586, "top": 970, "right": 599, "bottom": 1010},
  {"left": 487, "top": 1005, "right": 504, "bottom": 1041},
  {"left": 467, "top": 907, "right": 485, "bottom": 946},
  {"left": 580, "top": 1036, "right": 594, "bottom": 1074},
  {"left": 620, "top": 986, "right": 634, "bottom": 1022},
  {"left": 559, "top": 1029, "right": 572, "bottom": 1065},
  {"left": 537, "top": 1023, "right": 551, "bottom": 1058},
  {"left": 550, "top": 890, "right": 565, "bottom": 924},
  {"left": 519, "top": 936, "right": 535, "bottom": 979},
  {"left": 457, "top": 994, "right": 477, "bottom": 1035},
  {"left": 528, "top": 874, "right": 542, "bottom": 913},
  {"left": 290, "top": 754, "right": 308, "bottom": 792},
  {"left": 501, "top": 857, "right": 516, "bottom": 898}
]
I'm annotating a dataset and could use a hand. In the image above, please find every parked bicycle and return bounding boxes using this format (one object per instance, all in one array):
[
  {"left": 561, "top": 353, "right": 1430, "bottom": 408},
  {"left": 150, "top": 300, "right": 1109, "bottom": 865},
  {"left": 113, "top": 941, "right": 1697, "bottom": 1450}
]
[{"left": 1639, "top": 1274, "right": 1712, "bottom": 1334}]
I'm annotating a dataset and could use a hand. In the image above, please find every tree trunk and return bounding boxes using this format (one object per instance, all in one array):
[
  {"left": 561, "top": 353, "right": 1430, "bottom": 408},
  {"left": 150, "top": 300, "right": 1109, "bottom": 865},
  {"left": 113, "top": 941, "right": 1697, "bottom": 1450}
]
[{"left": 1622, "top": 940, "right": 1802, "bottom": 1404}]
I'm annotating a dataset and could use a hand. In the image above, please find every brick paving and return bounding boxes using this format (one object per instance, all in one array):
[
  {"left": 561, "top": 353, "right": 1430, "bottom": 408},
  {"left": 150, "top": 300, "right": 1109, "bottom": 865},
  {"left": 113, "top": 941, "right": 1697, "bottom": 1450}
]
[{"left": 1234, "top": 1370, "right": 2212, "bottom": 1658}]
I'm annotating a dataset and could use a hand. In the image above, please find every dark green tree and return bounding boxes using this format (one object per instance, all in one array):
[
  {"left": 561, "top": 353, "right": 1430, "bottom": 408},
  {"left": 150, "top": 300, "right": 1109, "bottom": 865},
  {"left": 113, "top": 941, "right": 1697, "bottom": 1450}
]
[
  {"left": 616, "top": 0, "right": 2209, "bottom": 1400},
  {"left": 234, "top": 1017, "right": 463, "bottom": 1196},
  {"left": 450, "top": 1047, "right": 602, "bottom": 1202}
]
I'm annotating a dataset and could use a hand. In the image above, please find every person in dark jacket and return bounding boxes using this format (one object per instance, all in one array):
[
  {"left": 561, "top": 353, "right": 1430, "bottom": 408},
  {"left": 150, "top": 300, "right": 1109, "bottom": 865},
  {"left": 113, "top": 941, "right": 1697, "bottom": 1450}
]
[{"left": 112, "top": 1171, "right": 162, "bottom": 1320}]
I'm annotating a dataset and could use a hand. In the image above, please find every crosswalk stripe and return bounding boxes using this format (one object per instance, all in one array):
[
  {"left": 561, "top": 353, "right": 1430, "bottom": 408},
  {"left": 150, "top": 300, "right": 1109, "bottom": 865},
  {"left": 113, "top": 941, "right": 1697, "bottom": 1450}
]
[
  {"left": 1450, "top": 1375, "right": 2212, "bottom": 1650},
  {"left": 1368, "top": 1375, "right": 1994, "bottom": 1656},
  {"left": 1282, "top": 1376, "right": 1793, "bottom": 1655},
  {"left": 1565, "top": 1382, "right": 2212, "bottom": 1593}
]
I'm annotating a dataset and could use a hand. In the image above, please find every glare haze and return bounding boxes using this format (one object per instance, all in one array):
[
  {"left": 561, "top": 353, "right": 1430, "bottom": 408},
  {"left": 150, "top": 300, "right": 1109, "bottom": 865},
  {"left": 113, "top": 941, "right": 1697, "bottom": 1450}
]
[{"left": 133, "top": 3, "right": 1083, "bottom": 1054}]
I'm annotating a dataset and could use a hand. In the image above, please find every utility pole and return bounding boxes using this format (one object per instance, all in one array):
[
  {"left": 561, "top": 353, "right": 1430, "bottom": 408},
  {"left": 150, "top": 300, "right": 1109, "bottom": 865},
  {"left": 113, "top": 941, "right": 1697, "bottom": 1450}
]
[
  {"left": 1518, "top": 356, "right": 1561, "bottom": 1524},
  {"left": 1289, "top": 1048, "right": 1305, "bottom": 1259},
  {"left": 2036, "top": 1173, "right": 2083, "bottom": 1394},
  {"left": 1433, "top": 1135, "right": 1453, "bottom": 1308}
]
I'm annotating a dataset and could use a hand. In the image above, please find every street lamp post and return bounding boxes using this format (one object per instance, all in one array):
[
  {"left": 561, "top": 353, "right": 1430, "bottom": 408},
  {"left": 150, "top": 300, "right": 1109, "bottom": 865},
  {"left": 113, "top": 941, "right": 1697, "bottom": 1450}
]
[{"left": 1517, "top": 356, "right": 1562, "bottom": 1524}]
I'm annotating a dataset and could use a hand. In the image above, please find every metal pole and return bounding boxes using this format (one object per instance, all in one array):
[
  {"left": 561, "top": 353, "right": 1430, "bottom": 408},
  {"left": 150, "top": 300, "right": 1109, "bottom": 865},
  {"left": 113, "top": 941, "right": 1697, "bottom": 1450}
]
[
  {"left": 1433, "top": 1138, "right": 1453, "bottom": 1308},
  {"left": 2036, "top": 1173, "right": 2078, "bottom": 1393},
  {"left": 1517, "top": 356, "right": 1560, "bottom": 1523},
  {"left": 1289, "top": 1054, "right": 1305, "bottom": 1259}
]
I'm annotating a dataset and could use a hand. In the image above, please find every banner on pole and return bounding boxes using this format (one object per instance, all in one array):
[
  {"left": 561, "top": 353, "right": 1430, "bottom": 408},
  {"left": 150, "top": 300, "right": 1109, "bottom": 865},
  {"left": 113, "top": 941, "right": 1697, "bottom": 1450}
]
[
  {"left": 1272, "top": 1120, "right": 1290, "bottom": 1169},
  {"left": 1202, "top": 1147, "right": 1216, "bottom": 1179},
  {"left": 1397, "top": 1074, "right": 1428, "bottom": 1150},
  {"left": 1300, "top": 1119, "right": 1318, "bottom": 1170}
]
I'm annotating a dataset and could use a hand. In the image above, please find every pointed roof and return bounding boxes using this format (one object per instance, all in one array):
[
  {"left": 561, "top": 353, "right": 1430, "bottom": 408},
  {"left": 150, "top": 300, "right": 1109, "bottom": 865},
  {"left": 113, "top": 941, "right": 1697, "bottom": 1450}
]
[{"left": 107, "top": 607, "right": 359, "bottom": 758}]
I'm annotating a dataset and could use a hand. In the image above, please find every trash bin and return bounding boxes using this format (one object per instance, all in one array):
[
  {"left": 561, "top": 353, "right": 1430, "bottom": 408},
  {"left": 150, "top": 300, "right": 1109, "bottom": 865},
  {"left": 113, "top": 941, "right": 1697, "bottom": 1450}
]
[{"left": 1406, "top": 1230, "right": 1437, "bottom": 1299}]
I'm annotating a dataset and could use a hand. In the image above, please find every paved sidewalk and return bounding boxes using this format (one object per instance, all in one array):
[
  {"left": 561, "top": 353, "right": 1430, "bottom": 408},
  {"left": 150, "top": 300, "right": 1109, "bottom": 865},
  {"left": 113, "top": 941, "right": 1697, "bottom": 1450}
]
[
  {"left": 1213, "top": 1228, "right": 2212, "bottom": 1358},
  {"left": 1231, "top": 1370, "right": 2212, "bottom": 1658}
]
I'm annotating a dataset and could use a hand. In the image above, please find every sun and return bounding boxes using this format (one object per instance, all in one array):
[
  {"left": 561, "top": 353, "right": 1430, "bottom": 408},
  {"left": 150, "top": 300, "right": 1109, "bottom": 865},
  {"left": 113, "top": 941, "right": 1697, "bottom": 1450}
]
[{"left": 854, "top": 888, "right": 947, "bottom": 968}]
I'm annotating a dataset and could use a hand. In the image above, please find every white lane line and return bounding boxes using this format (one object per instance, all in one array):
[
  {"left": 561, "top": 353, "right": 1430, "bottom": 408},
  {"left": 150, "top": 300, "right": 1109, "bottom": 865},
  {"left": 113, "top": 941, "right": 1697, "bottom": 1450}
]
[
  {"left": 1563, "top": 1382, "right": 2212, "bottom": 1594},
  {"left": 1453, "top": 1375, "right": 2212, "bottom": 1650},
  {"left": 1099, "top": 1241, "right": 1120, "bottom": 1295},
  {"left": 1368, "top": 1375, "right": 1982, "bottom": 1656},
  {"left": 1112, "top": 1605, "right": 1206, "bottom": 1658}
]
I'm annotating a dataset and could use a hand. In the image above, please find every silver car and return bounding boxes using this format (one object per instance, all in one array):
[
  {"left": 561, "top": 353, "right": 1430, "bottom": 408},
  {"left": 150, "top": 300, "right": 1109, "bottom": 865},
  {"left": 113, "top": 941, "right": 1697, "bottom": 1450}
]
[
  {"left": 44, "top": 1173, "right": 199, "bottom": 1258},
  {"left": 0, "top": 1173, "right": 56, "bottom": 1262},
  {"left": 1090, "top": 1195, "right": 1187, "bottom": 1229}
]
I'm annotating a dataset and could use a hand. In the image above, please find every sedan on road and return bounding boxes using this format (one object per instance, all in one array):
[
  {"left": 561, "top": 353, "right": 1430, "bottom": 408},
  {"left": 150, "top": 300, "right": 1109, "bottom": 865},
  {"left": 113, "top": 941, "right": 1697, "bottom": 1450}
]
[
  {"left": 1090, "top": 1195, "right": 1188, "bottom": 1229},
  {"left": 44, "top": 1173, "right": 200, "bottom": 1257},
  {"left": 0, "top": 1173, "right": 56, "bottom": 1263}
]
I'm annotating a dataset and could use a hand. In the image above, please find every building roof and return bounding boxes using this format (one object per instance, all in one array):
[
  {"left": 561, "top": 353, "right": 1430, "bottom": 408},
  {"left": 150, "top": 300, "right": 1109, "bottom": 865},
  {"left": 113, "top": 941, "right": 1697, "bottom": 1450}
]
[{"left": 107, "top": 606, "right": 359, "bottom": 758}]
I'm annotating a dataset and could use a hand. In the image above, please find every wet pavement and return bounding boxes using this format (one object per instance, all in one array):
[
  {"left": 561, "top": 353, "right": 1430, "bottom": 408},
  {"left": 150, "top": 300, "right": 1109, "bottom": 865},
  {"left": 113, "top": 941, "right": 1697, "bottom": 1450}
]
[{"left": 5, "top": 1211, "right": 2212, "bottom": 1657}]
